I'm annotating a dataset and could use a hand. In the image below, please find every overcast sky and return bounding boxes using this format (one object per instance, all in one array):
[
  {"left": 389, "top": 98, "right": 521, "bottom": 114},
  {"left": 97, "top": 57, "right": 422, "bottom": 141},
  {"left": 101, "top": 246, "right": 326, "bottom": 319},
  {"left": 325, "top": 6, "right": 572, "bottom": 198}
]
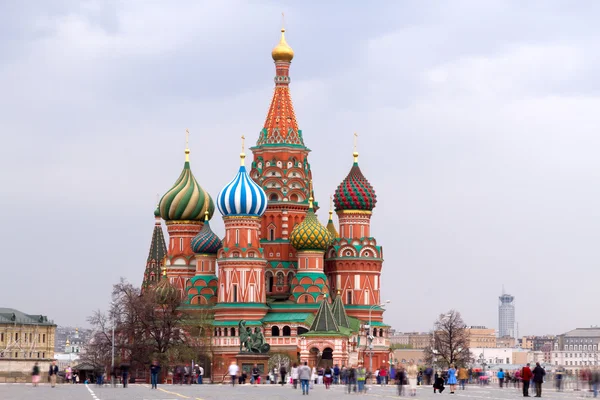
[{"left": 1, "top": 1, "right": 599, "bottom": 337}]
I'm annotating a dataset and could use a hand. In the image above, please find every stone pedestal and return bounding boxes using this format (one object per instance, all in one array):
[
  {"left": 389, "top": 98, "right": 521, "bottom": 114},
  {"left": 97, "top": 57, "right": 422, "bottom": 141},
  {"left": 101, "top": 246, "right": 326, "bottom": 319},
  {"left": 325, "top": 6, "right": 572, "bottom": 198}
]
[{"left": 236, "top": 353, "right": 270, "bottom": 381}]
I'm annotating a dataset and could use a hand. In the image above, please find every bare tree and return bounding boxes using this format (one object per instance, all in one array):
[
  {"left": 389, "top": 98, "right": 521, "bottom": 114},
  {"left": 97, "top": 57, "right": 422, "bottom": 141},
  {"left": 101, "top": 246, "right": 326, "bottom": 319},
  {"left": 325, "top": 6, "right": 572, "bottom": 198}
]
[
  {"left": 423, "top": 310, "right": 472, "bottom": 368},
  {"left": 86, "top": 278, "right": 214, "bottom": 376}
]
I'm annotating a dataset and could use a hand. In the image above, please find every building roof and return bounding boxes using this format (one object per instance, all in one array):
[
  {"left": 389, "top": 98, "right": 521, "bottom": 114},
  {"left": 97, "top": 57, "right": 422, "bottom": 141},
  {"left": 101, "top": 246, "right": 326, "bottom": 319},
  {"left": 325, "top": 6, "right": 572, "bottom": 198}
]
[
  {"left": 309, "top": 299, "right": 339, "bottom": 333},
  {"left": 562, "top": 328, "right": 600, "bottom": 337},
  {"left": 262, "top": 312, "right": 313, "bottom": 323},
  {"left": 0, "top": 308, "right": 55, "bottom": 326},
  {"left": 331, "top": 293, "right": 350, "bottom": 329}
]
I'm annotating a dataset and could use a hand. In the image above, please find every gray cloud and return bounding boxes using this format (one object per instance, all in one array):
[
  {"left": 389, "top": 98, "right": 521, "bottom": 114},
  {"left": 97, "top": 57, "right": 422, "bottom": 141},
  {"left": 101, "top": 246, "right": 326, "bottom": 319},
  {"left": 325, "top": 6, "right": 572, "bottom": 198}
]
[{"left": 1, "top": 0, "right": 599, "bottom": 336}]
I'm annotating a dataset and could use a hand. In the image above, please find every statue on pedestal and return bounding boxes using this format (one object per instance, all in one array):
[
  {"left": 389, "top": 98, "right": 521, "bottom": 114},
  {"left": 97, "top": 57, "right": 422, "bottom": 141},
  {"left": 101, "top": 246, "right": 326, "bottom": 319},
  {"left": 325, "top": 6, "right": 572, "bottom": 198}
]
[{"left": 238, "top": 320, "right": 270, "bottom": 354}]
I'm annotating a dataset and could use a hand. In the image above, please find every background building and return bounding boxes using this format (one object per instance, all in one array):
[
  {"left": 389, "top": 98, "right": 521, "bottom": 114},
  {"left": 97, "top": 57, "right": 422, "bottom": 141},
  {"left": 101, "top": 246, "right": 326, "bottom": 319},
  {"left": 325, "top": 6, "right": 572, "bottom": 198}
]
[
  {"left": 467, "top": 326, "right": 497, "bottom": 348},
  {"left": 498, "top": 291, "right": 515, "bottom": 338},
  {"left": 0, "top": 308, "right": 56, "bottom": 382},
  {"left": 552, "top": 327, "right": 600, "bottom": 373}
]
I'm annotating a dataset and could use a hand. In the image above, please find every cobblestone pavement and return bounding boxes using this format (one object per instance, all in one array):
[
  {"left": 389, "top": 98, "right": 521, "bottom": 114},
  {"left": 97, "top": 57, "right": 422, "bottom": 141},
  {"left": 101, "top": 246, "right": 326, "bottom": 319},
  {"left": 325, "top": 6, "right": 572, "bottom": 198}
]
[{"left": 0, "top": 382, "right": 591, "bottom": 400}]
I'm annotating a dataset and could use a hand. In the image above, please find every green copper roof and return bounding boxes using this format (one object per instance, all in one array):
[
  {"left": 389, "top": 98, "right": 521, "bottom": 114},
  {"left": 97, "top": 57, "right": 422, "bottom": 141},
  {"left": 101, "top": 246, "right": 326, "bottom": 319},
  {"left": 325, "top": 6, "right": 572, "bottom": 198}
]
[
  {"left": 262, "top": 312, "right": 312, "bottom": 323},
  {"left": 212, "top": 320, "right": 263, "bottom": 327},
  {"left": 309, "top": 299, "right": 339, "bottom": 333},
  {"left": 331, "top": 294, "right": 351, "bottom": 329}
]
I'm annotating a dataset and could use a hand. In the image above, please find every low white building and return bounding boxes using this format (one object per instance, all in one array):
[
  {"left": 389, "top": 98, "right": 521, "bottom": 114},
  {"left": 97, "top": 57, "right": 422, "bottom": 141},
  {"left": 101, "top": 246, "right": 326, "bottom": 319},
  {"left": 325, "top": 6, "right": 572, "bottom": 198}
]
[{"left": 471, "top": 347, "right": 514, "bottom": 366}]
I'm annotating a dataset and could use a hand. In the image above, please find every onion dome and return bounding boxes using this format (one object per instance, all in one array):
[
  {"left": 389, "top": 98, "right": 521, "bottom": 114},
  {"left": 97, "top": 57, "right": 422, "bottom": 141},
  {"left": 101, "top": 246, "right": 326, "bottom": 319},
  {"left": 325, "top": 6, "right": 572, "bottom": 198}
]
[
  {"left": 159, "top": 146, "right": 215, "bottom": 221},
  {"left": 217, "top": 146, "right": 267, "bottom": 217},
  {"left": 271, "top": 28, "right": 294, "bottom": 62},
  {"left": 154, "top": 266, "right": 177, "bottom": 304},
  {"left": 290, "top": 195, "right": 333, "bottom": 251},
  {"left": 333, "top": 151, "right": 377, "bottom": 211},
  {"left": 191, "top": 212, "right": 222, "bottom": 254}
]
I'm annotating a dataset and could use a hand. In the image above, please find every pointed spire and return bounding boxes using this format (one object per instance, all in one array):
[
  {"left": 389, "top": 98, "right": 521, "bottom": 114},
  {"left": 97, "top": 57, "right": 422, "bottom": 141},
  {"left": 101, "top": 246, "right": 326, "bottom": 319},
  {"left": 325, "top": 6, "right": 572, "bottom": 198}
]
[
  {"left": 143, "top": 208, "right": 167, "bottom": 289},
  {"left": 185, "top": 128, "right": 190, "bottom": 162},
  {"left": 353, "top": 132, "right": 359, "bottom": 164},
  {"left": 258, "top": 22, "right": 302, "bottom": 147},
  {"left": 331, "top": 290, "right": 350, "bottom": 328},
  {"left": 310, "top": 295, "right": 339, "bottom": 333},
  {"left": 308, "top": 180, "right": 314, "bottom": 209},
  {"left": 326, "top": 196, "right": 339, "bottom": 238},
  {"left": 240, "top": 135, "right": 246, "bottom": 166}
]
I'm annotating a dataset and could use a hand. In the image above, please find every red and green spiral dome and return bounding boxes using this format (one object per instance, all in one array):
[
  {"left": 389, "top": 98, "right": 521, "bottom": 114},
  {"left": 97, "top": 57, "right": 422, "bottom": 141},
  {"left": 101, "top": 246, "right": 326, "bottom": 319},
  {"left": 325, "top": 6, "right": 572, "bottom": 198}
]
[{"left": 333, "top": 160, "right": 377, "bottom": 211}]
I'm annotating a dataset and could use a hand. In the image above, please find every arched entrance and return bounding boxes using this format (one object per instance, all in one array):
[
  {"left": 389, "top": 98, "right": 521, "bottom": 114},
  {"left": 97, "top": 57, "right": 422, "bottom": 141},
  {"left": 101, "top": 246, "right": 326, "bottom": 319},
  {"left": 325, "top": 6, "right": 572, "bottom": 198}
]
[
  {"left": 320, "top": 347, "right": 333, "bottom": 368},
  {"left": 309, "top": 347, "right": 320, "bottom": 367}
]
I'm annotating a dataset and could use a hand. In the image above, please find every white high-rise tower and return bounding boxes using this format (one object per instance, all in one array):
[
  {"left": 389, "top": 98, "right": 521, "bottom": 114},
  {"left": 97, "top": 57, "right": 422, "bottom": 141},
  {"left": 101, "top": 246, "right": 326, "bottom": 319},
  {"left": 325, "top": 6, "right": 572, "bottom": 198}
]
[{"left": 498, "top": 290, "right": 515, "bottom": 338}]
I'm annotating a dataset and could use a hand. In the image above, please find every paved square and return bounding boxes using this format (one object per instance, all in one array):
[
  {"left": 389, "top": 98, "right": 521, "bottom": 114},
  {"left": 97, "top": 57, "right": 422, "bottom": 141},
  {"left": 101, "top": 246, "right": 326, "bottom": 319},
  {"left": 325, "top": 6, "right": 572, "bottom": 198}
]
[{"left": 0, "top": 382, "right": 590, "bottom": 400}]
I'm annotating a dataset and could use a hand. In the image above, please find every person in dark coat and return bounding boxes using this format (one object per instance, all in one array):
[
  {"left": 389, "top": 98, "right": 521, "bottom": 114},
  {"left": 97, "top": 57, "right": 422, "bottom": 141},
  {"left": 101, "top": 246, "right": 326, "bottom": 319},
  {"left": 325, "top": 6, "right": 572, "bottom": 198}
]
[
  {"left": 433, "top": 372, "right": 445, "bottom": 394},
  {"left": 521, "top": 363, "right": 533, "bottom": 397},
  {"left": 531, "top": 362, "right": 545, "bottom": 397}
]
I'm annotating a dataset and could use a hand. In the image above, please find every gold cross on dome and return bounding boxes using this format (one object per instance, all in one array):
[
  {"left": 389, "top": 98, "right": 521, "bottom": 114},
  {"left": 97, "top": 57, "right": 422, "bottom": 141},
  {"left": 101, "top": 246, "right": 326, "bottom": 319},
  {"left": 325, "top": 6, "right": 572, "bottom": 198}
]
[
  {"left": 185, "top": 128, "right": 190, "bottom": 148},
  {"left": 241, "top": 135, "right": 245, "bottom": 152},
  {"left": 353, "top": 132, "right": 358, "bottom": 152},
  {"left": 281, "top": 12, "right": 285, "bottom": 30}
]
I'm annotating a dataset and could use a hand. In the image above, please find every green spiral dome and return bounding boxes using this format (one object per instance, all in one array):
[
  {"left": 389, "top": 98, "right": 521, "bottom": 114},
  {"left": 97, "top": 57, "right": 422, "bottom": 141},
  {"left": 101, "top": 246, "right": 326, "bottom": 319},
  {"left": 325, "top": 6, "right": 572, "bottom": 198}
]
[
  {"left": 159, "top": 153, "right": 215, "bottom": 221},
  {"left": 290, "top": 205, "right": 333, "bottom": 251}
]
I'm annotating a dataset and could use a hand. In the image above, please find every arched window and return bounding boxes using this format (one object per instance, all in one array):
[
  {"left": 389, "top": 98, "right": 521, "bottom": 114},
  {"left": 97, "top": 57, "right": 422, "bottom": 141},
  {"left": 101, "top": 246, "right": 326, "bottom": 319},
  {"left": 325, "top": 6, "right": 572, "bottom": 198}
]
[
  {"left": 224, "top": 328, "right": 228, "bottom": 336},
  {"left": 268, "top": 226, "right": 276, "bottom": 241},
  {"left": 379, "top": 329, "right": 384, "bottom": 337},
  {"left": 230, "top": 328, "right": 236, "bottom": 337},
  {"left": 270, "top": 193, "right": 278, "bottom": 201},
  {"left": 276, "top": 272, "right": 284, "bottom": 285},
  {"left": 271, "top": 326, "right": 280, "bottom": 337},
  {"left": 287, "top": 273, "right": 294, "bottom": 286},
  {"left": 266, "top": 272, "right": 274, "bottom": 292},
  {"left": 282, "top": 326, "right": 291, "bottom": 337},
  {"left": 297, "top": 327, "right": 308, "bottom": 335}
]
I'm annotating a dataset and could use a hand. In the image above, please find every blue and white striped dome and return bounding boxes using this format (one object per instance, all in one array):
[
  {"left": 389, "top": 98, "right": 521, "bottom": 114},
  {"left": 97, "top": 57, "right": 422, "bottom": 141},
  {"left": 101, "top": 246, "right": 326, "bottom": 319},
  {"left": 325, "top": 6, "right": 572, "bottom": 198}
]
[{"left": 217, "top": 164, "right": 267, "bottom": 217}]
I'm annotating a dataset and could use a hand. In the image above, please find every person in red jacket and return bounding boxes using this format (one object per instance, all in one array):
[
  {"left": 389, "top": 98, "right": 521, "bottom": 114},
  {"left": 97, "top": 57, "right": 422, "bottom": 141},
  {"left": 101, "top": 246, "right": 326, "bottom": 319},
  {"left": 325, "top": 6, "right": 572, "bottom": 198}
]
[{"left": 521, "top": 363, "right": 533, "bottom": 397}]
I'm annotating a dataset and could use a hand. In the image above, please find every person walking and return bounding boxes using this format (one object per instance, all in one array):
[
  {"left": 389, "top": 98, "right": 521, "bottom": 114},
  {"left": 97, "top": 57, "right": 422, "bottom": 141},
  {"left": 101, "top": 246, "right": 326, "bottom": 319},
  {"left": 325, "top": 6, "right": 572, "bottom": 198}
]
[
  {"left": 458, "top": 366, "right": 468, "bottom": 390},
  {"left": 291, "top": 363, "right": 299, "bottom": 389},
  {"left": 447, "top": 364, "right": 458, "bottom": 394},
  {"left": 250, "top": 364, "right": 260, "bottom": 386},
  {"left": 197, "top": 364, "right": 204, "bottom": 384},
  {"left": 31, "top": 362, "right": 40, "bottom": 387},
  {"left": 298, "top": 362, "right": 311, "bottom": 395},
  {"left": 433, "top": 372, "right": 445, "bottom": 394},
  {"left": 280, "top": 364, "right": 287, "bottom": 386},
  {"left": 150, "top": 360, "right": 161, "bottom": 389},
  {"left": 228, "top": 361, "right": 239, "bottom": 386},
  {"left": 120, "top": 363, "right": 129, "bottom": 388},
  {"left": 48, "top": 361, "right": 59, "bottom": 388},
  {"left": 347, "top": 365, "right": 357, "bottom": 394},
  {"left": 424, "top": 366, "right": 433, "bottom": 386},
  {"left": 406, "top": 360, "right": 418, "bottom": 397},
  {"left": 521, "top": 363, "right": 533, "bottom": 397},
  {"left": 357, "top": 364, "right": 367, "bottom": 393},
  {"left": 324, "top": 366, "right": 332, "bottom": 388},
  {"left": 333, "top": 364, "right": 340, "bottom": 385},
  {"left": 498, "top": 368, "right": 505, "bottom": 388},
  {"left": 396, "top": 364, "right": 406, "bottom": 396},
  {"left": 591, "top": 367, "right": 600, "bottom": 398},
  {"left": 532, "top": 362, "right": 545, "bottom": 397}
]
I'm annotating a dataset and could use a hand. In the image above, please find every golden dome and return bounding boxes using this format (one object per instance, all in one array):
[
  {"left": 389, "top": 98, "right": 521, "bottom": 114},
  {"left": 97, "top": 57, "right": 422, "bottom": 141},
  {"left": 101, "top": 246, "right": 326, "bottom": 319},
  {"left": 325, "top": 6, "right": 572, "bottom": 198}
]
[{"left": 271, "top": 28, "right": 294, "bottom": 62}]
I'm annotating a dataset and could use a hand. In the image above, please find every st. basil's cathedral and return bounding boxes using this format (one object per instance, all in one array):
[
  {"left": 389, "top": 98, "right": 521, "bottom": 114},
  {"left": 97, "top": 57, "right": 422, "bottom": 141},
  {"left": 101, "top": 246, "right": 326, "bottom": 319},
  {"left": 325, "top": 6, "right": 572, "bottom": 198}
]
[{"left": 141, "top": 26, "right": 390, "bottom": 380}]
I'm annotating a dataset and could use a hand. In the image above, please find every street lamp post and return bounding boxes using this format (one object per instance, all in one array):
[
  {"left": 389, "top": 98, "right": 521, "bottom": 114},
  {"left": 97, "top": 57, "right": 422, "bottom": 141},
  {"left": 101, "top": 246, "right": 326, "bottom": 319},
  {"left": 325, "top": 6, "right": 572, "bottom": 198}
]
[
  {"left": 111, "top": 302, "right": 116, "bottom": 387},
  {"left": 367, "top": 300, "right": 390, "bottom": 383}
]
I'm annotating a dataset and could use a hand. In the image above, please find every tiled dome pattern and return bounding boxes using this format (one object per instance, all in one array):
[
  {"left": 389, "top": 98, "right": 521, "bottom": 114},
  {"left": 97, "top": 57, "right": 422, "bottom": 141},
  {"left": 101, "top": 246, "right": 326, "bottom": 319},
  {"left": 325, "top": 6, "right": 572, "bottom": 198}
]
[
  {"left": 333, "top": 162, "right": 377, "bottom": 211},
  {"left": 191, "top": 218, "right": 222, "bottom": 254},
  {"left": 290, "top": 207, "right": 332, "bottom": 251}
]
